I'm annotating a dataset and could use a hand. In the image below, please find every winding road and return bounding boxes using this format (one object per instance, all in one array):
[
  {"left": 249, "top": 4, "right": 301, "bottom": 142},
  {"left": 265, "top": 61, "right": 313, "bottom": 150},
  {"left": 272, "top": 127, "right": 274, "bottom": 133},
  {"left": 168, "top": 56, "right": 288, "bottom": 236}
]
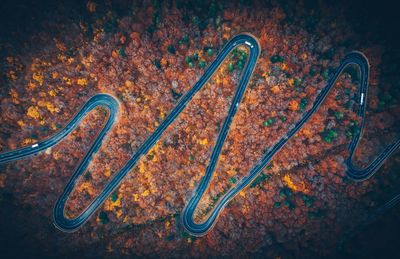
[{"left": 0, "top": 33, "right": 399, "bottom": 235}]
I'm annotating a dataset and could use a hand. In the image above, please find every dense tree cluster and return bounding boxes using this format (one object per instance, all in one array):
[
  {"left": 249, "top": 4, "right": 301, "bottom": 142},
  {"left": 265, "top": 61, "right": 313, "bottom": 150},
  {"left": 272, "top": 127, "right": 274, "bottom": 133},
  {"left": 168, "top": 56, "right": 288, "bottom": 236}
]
[{"left": 0, "top": 0, "right": 399, "bottom": 257}]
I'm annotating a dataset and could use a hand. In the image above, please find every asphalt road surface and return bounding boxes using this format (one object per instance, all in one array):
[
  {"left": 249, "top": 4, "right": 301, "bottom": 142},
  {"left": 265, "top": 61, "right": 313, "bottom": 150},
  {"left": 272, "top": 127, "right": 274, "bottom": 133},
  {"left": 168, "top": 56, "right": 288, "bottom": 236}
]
[{"left": 0, "top": 34, "right": 399, "bottom": 235}]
